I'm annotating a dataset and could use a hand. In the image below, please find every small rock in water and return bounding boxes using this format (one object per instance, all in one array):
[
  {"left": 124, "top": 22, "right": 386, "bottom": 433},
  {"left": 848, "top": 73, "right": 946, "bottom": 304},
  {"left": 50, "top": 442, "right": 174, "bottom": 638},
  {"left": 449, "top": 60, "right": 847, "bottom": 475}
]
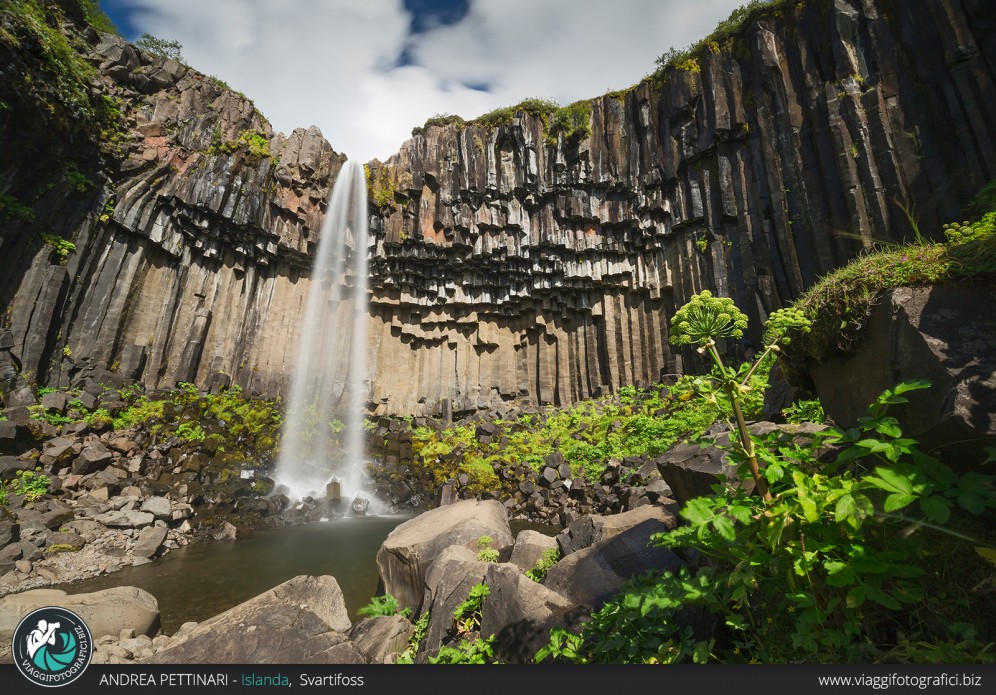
[{"left": 350, "top": 497, "right": 369, "bottom": 517}]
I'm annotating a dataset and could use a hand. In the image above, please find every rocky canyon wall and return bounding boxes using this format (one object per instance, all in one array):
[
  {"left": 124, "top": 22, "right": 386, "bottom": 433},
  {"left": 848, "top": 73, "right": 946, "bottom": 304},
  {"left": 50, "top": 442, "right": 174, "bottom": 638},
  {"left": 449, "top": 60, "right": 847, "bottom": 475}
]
[{"left": 1, "top": 0, "right": 994, "bottom": 416}]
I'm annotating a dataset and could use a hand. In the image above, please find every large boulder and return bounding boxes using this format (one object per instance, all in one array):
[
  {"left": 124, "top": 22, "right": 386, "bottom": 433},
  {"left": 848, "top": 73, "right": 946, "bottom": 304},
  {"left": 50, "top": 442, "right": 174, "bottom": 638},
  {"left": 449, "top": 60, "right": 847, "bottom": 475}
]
[
  {"left": 481, "top": 563, "right": 577, "bottom": 663},
  {"left": 808, "top": 283, "right": 996, "bottom": 468},
  {"left": 419, "top": 545, "right": 490, "bottom": 653},
  {"left": 0, "top": 586, "right": 160, "bottom": 642},
  {"left": 145, "top": 576, "right": 360, "bottom": 664},
  {"left": 543, "top": 519, "right": 684, "bottom": 609},
  {"left": 376, "top": 499, "right": 512, "bottom": 612},
  {"left": 349, "top": 616, "right": 414, "bottom": 664},
  {"left": 556, "top": 505, "right": 678, "bottom": 557}
]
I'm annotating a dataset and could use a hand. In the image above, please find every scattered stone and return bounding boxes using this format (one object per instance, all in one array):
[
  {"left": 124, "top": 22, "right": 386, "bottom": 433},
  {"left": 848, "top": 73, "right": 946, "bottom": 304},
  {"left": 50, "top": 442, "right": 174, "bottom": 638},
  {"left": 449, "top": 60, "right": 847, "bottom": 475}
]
[
  {"left": 132, "top": 526, "right": 168, "bottom": 558},
  {"left": 139, "top": 496, "right": 172, "bottom": 519}
]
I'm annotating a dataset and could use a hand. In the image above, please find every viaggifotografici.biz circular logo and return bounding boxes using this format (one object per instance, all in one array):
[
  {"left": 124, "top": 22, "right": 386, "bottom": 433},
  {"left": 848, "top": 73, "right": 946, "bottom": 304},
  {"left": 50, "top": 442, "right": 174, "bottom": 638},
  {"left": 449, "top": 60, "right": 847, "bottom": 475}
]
[{"left": 12, "top": 606, "right": 92, "bottom": 687}]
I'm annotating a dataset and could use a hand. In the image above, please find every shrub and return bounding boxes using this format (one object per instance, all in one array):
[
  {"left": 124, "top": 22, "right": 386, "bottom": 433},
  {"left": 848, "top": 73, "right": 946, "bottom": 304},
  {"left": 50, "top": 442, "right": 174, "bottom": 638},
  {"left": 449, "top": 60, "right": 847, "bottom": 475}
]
[
  {"left": 12, "top": 469, "right": 50, "bottom": 501},
  {"left": 357, "top": 594, "right": 411, "bottom": 618},
  {"left": 539, "top": 381, "right": 996, "bottom": 663},
  {"left": 526, "top": 546, "right": 561, "bottom": 583},
  {"left": 135, "top": 33, "right": 183, "bottom": 62}
]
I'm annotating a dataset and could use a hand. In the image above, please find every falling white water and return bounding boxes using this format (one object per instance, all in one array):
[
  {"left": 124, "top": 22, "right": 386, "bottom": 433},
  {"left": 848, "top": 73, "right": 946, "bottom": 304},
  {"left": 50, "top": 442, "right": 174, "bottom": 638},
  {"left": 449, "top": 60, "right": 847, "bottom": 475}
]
[{"left": 274, "top": 160, "right": 372, "bottom": 506}]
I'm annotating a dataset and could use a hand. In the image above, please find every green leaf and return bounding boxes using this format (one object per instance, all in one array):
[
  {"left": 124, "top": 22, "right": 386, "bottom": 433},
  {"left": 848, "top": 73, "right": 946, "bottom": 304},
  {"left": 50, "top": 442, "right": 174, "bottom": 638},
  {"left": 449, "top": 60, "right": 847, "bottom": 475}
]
[
  {"left": 919, "top": 495, "right": 951, "bottom": 524},
  {"left": 846, "top": 584, "right": 866, "bottom": 608},
  {"left": 975, "top": 546, "right": 996, "bottom": 568},
  {"left": 799, "top": 495, "right": 819, "bottom": 523},
  {"left": 865, "top": 583, "right": 902, "bottom": 610},
  {"left": 835, "top": 493, "right": 855, "bottom": 522},
  {"left": 892, "top": 380, "right": 932, "bottom": 395},
  {"left": 865, "top": 466, "right": 914, "bottom": 494},
  {"left": 884, "top": 492, "right": 916, "bottom": 512},
  {"left": 958, "top": 488, "right": 986, "bottom": 514},
  {"left": 824, "top": 560, "right": 857, "bottom": 587},
  {"left": 713, "top": 516, "right": 736, "bottom": 542}
]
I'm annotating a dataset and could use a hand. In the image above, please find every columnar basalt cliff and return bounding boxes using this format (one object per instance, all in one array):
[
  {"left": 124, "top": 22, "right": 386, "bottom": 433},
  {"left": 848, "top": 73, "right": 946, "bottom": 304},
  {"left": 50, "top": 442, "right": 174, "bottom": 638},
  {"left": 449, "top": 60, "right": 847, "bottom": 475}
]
[{"left": 1, "top": 0, "right": 994, "bottom": 415}]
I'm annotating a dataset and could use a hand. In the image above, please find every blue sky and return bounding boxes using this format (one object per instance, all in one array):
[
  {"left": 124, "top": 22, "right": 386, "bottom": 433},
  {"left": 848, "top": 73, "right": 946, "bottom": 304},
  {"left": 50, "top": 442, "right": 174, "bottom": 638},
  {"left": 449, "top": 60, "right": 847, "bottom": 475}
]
[{"left": 99, "top": 0, "right": 746, "bottom": 161}]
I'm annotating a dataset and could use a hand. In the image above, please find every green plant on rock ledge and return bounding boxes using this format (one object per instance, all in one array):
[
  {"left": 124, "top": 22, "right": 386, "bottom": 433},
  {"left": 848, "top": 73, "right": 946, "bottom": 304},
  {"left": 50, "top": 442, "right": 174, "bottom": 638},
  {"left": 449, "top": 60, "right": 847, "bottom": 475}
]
[
  {"left": 41, "top": 234, "right": 76, "bottom": 264},
  {"left": 357, "top": 593, "right": 411, "bottom": 619},
  {"left": 476, "top": 536, "right": 500, "bottom": 563}
]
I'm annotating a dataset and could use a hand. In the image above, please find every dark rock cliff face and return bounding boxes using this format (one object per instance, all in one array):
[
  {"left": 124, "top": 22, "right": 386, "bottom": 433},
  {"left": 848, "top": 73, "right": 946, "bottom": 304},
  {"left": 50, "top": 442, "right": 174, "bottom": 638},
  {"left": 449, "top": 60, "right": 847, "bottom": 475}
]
[{"left": 1, "top": 0, "right": 994, "bottom": 415}]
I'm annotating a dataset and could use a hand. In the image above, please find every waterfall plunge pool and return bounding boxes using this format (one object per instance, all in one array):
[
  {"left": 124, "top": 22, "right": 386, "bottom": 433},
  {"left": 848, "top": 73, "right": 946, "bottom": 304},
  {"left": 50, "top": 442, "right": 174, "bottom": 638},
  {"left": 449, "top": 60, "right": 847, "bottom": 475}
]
[{"left": 55, "top": 517, "right": 557, "bottom": 634}]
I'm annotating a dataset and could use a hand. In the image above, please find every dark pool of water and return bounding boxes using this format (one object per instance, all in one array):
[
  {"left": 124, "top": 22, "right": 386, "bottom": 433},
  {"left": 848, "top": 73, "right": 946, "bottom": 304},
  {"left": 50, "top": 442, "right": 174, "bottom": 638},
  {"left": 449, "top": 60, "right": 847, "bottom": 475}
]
[
  {"left": 56, "top": 517, "right": 559, "bottom": 634},
  {"left": 56, "top": 516, "right": 409, "bottom": 634}
]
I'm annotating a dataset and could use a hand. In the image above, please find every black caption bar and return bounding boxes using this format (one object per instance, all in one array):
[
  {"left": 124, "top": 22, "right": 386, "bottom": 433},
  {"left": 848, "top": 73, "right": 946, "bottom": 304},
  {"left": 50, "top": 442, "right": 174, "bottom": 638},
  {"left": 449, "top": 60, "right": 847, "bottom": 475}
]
[{"left": 1, "top": 663, "right": 993, "bottom": 695}]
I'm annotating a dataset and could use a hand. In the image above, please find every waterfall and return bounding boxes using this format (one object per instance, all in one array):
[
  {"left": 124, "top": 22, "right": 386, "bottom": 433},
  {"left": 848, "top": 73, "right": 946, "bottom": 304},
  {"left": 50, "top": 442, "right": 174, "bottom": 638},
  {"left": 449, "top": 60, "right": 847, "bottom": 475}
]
[{"left": 274, "top": 160, "right": 372, "bottom": 508}]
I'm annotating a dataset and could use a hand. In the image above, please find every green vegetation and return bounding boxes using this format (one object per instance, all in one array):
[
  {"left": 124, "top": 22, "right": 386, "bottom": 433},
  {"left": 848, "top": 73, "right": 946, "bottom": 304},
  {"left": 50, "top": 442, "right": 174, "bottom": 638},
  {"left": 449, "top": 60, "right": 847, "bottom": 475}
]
[
  {"left": 357, "top": 594, "right": 411, "bottom": 619},
  {"left": 537, "top": 300, "right": 996, "bottom": 664},
  {"left": 670, "top": 291, "right": 811, "bottom": 501},
  {"left": 408, "top": 363, "right": 770, "bottom": 494},
  {"left": 46, "top": 543, "right": 81, "bottom": 553},
  {"left": 79, "top": 0, "right": 118, "bottom": 34},
  {"left": 786, "top": 195, "right": 996, "bottom": 367},
  {"left": 0, "top": 0, "right": 121, "bottom": 152},
  {"left": 412, "top": 113, "right": 466, "bottom": 136},
  {"left": 364, "top": 164, "right": 398, "bottom": 210},
  {"left": 428, "top": 636, "right": 496, "bottom": 664},
  {"left": 10, "top": 469, "right": 51, "bottom": 502},
  {"left": 0, "top": 193, "right": 35, "bottom": 221},
  {"left": 135, "top": 33, "right": 183, "bottom": 62},
  {"left": 207, "top": 128, "right": 274, "bottom": 163},
  {"left": 472, "top": 97, "right": 559, "bottom": 129},
  {"left": 543, "top": 101, "right": 592, "bottom": 146},
  {"left": 649, "top": 0, "right": 803, "bottom": 87},
  {"left": 40, "top": 234, "right": 76, "bottom": 264},
  {"left": 395, "top": 612, "right": 430, "bottom": 664},
  {"left": 476, "top": 536, "right": 500, "bottom": 563},
  {"left": 30, "top": 382, "right": 281, "bottom": 466},
  {"left": 452, "top": 583, "right": 490, "bottom": 636},
  {"left": 526, "top": 546, "right": 561, "bottom": 583},
  {"left": 782, "top": 398, "right": 825, "bottom": 424}
]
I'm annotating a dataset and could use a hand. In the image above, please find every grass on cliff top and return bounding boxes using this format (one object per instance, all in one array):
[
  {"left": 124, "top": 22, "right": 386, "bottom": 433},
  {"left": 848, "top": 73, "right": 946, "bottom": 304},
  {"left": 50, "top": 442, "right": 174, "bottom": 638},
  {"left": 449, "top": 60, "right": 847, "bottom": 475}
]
[
  {"left": 650, "top": 0, "right": 804, "bottom": 85},
  {"left": 788, "top": 201, "right": 996, "bottom": 365}
]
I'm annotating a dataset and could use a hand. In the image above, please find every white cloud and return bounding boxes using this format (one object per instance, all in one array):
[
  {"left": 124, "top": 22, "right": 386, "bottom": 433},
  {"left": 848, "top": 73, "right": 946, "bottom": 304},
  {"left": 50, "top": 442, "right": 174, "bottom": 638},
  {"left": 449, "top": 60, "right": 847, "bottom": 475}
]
[{"left": 115, "top": 0, "right": 745, "bottom": 161}]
